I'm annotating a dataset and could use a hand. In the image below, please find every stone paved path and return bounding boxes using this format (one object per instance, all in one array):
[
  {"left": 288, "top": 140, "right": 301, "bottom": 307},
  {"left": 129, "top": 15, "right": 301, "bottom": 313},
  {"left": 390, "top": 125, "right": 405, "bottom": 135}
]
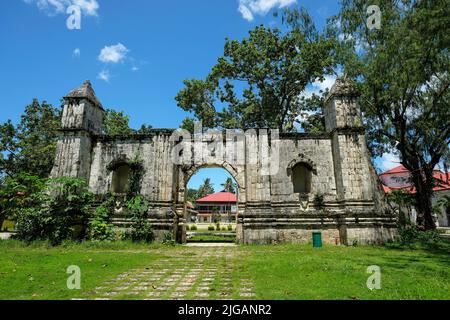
[{"left": 76, "top": 246, "right": 256, "bottom": 300}]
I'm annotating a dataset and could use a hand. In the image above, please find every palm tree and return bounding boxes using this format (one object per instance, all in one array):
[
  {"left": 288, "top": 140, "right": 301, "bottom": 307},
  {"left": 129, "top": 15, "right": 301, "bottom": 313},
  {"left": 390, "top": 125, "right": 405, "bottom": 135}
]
[
  {"left": 197, "top": 178, "right": 215, "bottom": 198},
  {"left": 221, "top": 177, "right": 237, "bottom": 193}
]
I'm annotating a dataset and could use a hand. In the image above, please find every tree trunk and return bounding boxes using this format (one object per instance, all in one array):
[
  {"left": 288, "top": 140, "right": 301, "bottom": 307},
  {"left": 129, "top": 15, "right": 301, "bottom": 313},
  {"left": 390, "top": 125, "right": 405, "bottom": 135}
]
[{"left": 410, "top": 168, "right": 436, "bottom": 230}]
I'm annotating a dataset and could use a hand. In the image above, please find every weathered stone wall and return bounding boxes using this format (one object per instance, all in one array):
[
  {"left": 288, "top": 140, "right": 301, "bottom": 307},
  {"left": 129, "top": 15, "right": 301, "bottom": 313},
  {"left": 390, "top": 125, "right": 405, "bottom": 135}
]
[
  {"left": 89, "top": 133, "right": 174, "bottom": 204},
  {"left": 61, "top": 99, "right": 103, "bottom": 134},
  {"left": 51, "top": 132, "right": 92, "bottom": 180},
  {"left": 269, "top": 136, "right": 337, "bottom": 206},
  {"left": 51, "top": 79, "right": 398, "bottom": 245}
]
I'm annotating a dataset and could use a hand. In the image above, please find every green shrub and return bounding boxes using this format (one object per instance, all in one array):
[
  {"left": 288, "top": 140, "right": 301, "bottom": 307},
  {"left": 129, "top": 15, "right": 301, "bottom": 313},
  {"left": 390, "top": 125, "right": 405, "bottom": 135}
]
[
  {"left": 127, "top": 196, "right": 154, "bottom": 243},
  {"left": 227, "top": 224, "right": 233, "bottom": 231},
  {"left": 88, "top": 202, "right": 115, "bottom": 241},
  {"left": 314, "top": 192, "right": 325, "bottom": 208},
  {"left": 190, "top": 224, "right": 197, "bottom": 231},
  {"left": 163, "top": 232, "right": 176, "bottom": 246},
  {"left": 398, "top": 224, "right": 442, "bottom": 244},
  {"left": 208, "top": 225, "right": 215, "bottom": 231},
  {"left": 216, "top": 223, "right": 221, "bottom": 231},
  {"left": 12, "top": 176, "right": 94, "bottom": 245},
  {"left": 221, "top": 226, "right": 227, "bottom": 231},
  {"left": 185, "top": 225, "right": 190, "bottom": 231},
  {"left": 113, "top": 228, "right": 127, "bottom": 241}
]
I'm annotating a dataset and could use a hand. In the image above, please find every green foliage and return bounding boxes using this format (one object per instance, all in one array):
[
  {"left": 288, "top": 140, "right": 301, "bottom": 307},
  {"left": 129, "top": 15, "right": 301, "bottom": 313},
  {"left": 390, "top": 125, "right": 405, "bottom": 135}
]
[
  {"left": 11, "top": 177, "right": 94, "bottom": 245},
  {"left": 102, "top": 109, "right": 134, "bottom": 136},
  {"left": 176, "top": 9, "right": 336, "bottom": 132},
  {"left": 88, "top": 197, "right": 116, "bottom": 241},
  {"left": 313, "top": 192, "right": 325, "bottom": 209},
  {"left": 0, "top": 100, "right": 60, "bottom": 178},
  {"left": 180, "top": 118, "right": 195, "bottom": 133},
  {"left": 162, "top": 232, "right": 176, "bottom": 246},
  {"left": 126, "top": 196, "right": 153, "bottom": 243},
  {"left": 136, "top": 124, "right": 153, "bottom": 134},
  {"left": 330, "top": 0, "right": 450, "bottom": 229},
  {"left": 0, "top": 173, "right": 47, "bottom": 220},
  {"left": 221, "top": 177, "right": 237, "bottom": 193},
  {"left": 433, "top": 195, "right": 450, "bottom": 214},
  {"left": 227, "top": 224, "right": 233, "bottom": 231},
  {"left": 398, "top": 224, "right": 442, "bottom": 245},
  {"left": 197, "top": 178, "right": 215, "bottom": 199},
  {"left": 296, "top": 90, "right": 327, "bottom": 133},
  {"left": 190, "top": 224, "right": 197, "bottom": 231},
  {"left": 128, "top": 156, "right": 144, "bottom": 196},
  {"left": 208, "top": 225, "right": 215, "bottom": 231},
  {"left": 387, "top": 189, "right": 416, "bottom": 226},
  {"left": 102, "top": 109, "right": 153, "bottom": 136},
  {"left": 186, "top": 188, "right": 199, "bottom": 204}
]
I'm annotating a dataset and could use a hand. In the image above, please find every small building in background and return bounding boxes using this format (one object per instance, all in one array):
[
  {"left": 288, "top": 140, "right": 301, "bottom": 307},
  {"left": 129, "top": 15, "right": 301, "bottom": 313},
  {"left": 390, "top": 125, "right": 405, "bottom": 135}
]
[
  {"left": 380, "top": 165, "right": 450, "bottom": 227},
  {"left": 194, "top": 191, "right": 238, "bottom": 224},
  {"left": 185, "top": 201, "right": 198, "bottom": 223}
]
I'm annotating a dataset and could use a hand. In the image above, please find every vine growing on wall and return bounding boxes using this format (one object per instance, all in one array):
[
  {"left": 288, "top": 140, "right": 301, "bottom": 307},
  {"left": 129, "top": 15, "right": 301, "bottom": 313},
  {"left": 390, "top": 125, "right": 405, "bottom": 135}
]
[{"left": 128, "top": 154, "right": 144, "bottom": 196}]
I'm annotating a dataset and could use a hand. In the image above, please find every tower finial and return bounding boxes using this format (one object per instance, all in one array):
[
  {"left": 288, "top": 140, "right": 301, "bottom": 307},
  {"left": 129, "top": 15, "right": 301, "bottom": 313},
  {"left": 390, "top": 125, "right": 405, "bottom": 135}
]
[{"left": 64, "top": 80, "right": 103, "bottom": 109}]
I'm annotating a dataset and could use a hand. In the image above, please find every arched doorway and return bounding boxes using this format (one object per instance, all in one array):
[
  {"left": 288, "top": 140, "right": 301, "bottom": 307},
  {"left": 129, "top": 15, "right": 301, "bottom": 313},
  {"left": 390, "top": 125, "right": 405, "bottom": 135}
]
[{"left": 176, "top": 163, "right": 246, "bottom": 244}]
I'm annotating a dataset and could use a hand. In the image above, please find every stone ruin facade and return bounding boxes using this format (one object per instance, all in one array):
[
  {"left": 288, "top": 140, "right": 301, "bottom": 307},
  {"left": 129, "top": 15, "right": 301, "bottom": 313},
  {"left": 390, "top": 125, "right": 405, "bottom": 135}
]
[{"left": 51, "top": 79, "right": 397, "bottom": 245}]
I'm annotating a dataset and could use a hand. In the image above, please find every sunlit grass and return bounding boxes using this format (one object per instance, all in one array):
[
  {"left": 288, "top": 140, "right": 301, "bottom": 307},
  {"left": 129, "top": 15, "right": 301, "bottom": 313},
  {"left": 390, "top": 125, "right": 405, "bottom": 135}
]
[{"left": 0, "top": 240, "right": 448, "bottom": 300}]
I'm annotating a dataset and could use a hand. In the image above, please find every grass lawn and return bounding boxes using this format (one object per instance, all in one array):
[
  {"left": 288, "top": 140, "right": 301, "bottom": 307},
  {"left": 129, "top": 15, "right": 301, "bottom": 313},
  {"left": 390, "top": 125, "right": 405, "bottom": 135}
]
[
  {"left": 0, "top": 241, "right": 164, "bottom": 300},
  {"left": 0, "top": 240, "right": 448, "bottom": 300},
  {"left": 245, "top": 242, "right": 450, "bottom": 300}
]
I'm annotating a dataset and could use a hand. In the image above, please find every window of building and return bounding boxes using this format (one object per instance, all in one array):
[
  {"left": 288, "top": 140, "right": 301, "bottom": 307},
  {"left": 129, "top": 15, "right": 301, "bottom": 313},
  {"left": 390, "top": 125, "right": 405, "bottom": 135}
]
[
  {"left": 111, "top": 164, "right": 131, "bottom": 194},
  {"left": 292, "top": 163, "right": 312, "bottom": 194}
]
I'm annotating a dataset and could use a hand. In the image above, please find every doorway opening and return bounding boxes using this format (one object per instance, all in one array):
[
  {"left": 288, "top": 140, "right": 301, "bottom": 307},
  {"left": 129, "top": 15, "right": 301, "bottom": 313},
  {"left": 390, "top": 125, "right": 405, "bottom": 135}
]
[{"left": 185, "top": 167, "right": 238, "bottom": 243}]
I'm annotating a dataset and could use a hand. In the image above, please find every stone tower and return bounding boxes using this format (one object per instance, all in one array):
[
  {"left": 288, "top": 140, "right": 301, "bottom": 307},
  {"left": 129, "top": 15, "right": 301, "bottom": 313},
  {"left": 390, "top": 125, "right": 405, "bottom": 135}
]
[
  {"left": 324, "top": 78, "right": 378, "bottom": 210},
  {"left": 51, "top": 80, "right": 104, "bottom": 181}
]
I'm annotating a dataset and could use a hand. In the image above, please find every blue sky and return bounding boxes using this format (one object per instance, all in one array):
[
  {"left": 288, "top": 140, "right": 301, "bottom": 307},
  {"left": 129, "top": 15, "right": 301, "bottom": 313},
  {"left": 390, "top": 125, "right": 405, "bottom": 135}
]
[
  {"left": 0, "top": 1, "right": 395, "bottom": 188},
  {"left": 188, "top": 168, "right": 235, "bottom": 193}
]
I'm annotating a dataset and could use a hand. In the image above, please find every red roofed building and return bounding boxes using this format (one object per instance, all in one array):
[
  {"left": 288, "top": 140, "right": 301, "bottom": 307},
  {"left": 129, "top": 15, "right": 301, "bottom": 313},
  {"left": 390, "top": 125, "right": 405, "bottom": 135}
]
[
  {"left": 195, "top": 191, "right": 238, "bottom": 223},
  {"left": 380, "top": 165, "right": 450, "bottom": 227}
]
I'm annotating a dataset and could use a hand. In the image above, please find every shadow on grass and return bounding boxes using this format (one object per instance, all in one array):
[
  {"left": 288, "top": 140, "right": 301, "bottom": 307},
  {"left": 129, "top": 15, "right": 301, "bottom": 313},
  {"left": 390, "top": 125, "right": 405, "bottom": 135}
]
[{"left": 382, "top": 240, "right": 450, "bottom": 266}]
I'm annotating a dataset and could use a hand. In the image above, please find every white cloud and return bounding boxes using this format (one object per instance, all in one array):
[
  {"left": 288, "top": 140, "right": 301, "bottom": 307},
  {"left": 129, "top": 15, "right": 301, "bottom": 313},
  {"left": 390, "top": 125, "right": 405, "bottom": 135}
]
[
  {"left": 302, "top": 75, "right": 337, "bottom": 99},
  {"left": 379, "top": 153, "right": 400, "bottom": 172},
  {"left": 238, "top": 0, "right": 296, "bottom": 21},
  {"left": 98, "top": 43, "right": 129, "bottom": 64},
  {"left": 23, "top": 0, "right": 99, "bottom": 16},
  {"left": 72, "top": 48, "right": 80, "bottom": 57},
  {"left": 72, "top": 0, "right": 99, "bottom": 16},
  {"left": 238, "top": 3, "right": 255, "bottom": 22},
  {"left": 97, "top": 69, "right": 110, "bottom": 82}
]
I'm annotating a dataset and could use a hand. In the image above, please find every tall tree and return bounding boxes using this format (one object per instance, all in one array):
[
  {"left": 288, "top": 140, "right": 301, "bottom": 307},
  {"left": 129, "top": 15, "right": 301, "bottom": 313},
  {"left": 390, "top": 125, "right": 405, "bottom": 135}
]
[
  {"left": 102, "top": 109, "right": 134, "bottom": 136},
  {"left": 102, "top": 109, "right": 153, "bottom": 135},
  {"left": 197, "top": 178, "right": 215, "bottom": 199},
  {"left": 136, "top": 124, "right": 154, "bottom": 134},
  {"left": 0, "top": 99, "right": 60, "bottom": 178},
  {"left": 186, "top": 188, "right": 199, "bottom": 204},
  {"left": 221, "top": 177, "right": 237, "bottom": 194},
  {"left": 176, "top": 8, "right": 336, "bottom": 132},
  {"left": 330, "top": 0, "right": 450, "bottom": 230}
]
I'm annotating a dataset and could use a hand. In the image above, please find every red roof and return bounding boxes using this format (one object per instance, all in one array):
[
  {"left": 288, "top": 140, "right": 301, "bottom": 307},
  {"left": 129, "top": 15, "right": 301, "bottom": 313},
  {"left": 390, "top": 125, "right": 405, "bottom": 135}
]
[
  {"left": 196, "top": 191, "right": 237, "bottom": 203},
  {"left": 379, "top": 165, "right": 409, "bottom": 176},
  {"left": 380, "top": 165, "right": 450, "bottom": 194}
]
